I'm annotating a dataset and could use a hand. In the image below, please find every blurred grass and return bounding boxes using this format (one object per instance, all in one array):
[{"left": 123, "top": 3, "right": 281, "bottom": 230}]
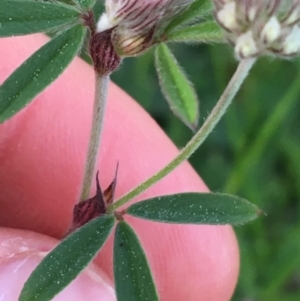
[{"left": 111, "top": 42, "right": 300, "bottom": 300}]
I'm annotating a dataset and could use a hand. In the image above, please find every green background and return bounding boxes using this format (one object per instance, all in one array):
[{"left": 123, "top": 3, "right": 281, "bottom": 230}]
[{"left": 111, "top": 42, "right": 300, "bottom": 301}]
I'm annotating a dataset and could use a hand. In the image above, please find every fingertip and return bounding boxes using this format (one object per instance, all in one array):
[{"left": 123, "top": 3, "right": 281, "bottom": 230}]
[
  {"left": 0, "top": 33, "right": 208, "bottom": 237},
  {"left": 0, "top": 33, "right": 239, "bottom": 301},
  {"left": 0, "top": 228, "right": 116, "bottom": 301}
]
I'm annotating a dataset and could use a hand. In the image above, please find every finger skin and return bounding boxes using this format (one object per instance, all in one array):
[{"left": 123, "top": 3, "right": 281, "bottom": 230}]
[
  {"left": 0, "top": 228, "right": 116, "bottom": 301},
  {"left": 0, "top": 34, "right": 239, "bottom": 301}
]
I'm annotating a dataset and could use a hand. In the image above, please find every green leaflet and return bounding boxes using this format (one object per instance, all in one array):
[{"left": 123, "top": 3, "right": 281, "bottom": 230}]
[
  {"left": 72, "top": 0, "right": 96, "bottom": 9},
  {"left": 164, "top": 0, "right": 213, "bottom": 34},
  {"left": 0, "top": 0, "right": 81, "bottom": 37},
  {"left": 167, "top": 21, "right": 224, "bottom": 43},
  {"left": 127, "top": 193, "right": 261, "bottom": 225},
  {"left": 19, "top": 215, "right": 115, "bottom": 301},
  {"left": 114, "top": 221, "right": 159, "bottom": 301},
  {"left": 0, "top": 24, "right": 86, "bottom": 123},
  {"left": 155, "top": 43, "right": 199, "bottom": 130}
]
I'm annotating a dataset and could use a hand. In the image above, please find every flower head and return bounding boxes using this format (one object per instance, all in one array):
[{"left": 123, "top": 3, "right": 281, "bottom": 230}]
[
  {"left": 213, "top": 0, "right": 300, "bottom": 59},
  {"left": 90, "top": 0, "right": 191, "bottom": 74},
  {"left": 97, "top": 0, "right": 191, "bottom": 56}
]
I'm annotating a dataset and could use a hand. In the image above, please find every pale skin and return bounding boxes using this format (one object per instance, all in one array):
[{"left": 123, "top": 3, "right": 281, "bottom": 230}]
[{"left": 0, "top": 34, "right": 239, "bottom": 301}]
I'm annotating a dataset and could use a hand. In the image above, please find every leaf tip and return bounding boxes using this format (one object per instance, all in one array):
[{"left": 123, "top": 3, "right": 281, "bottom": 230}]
[
  {"left": 189, "top": 119, "right": 199, "bottom": 132},
  {"left": 256, "top": 208, "right": 266, "bottom": 217}
]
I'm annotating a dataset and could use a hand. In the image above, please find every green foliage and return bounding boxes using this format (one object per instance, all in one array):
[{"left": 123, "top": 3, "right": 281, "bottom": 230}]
[
  {"left": 127, "top": 193, "right": 261, "bottom": 224},
  {"left": 164, "top": 0, "right": 213, "bottom": 34},
  {"left": 0, "top": 0, "right": 81, "bottom": 37},
  {"left": 224, "top": 73, "right": 300, "bottom": 194},
  {"left": 114, "top": 221, "right": 159, "bottom": 301},
  {"left": 155, "top": 43, "right": 199, "bottom": 130},
  {"left": 72, "top": 0, "right": 96, "bottom": 9},
  {"left": 0, "top": 24, "right": 86, "bottom": 123},
  {"left": 167, "top": 20, "right": 224, "bottom": 43},
  {"left": 19, "top": 215, "right": 115, "bottom": 301}
]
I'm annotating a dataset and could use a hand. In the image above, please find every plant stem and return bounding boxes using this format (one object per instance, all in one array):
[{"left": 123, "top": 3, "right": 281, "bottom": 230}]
[
  {"left": 107, "top": 58, "right": 256, "bottom": 213},
  {"left": 80, "top": 73, "right": 109, "bottom": 201}
]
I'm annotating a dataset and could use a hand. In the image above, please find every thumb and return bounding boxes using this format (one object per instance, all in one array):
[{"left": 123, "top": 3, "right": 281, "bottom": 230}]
[{"left": 0, "top": 228, "right": 116, "bottom": 301}]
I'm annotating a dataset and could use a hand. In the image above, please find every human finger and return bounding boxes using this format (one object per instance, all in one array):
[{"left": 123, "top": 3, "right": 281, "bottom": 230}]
[
  {"left": 0, "top": 34, "right": 239, "bottom": 301},
  {"left": 0, "top": 228, "right": 116, "bottom": 300}
]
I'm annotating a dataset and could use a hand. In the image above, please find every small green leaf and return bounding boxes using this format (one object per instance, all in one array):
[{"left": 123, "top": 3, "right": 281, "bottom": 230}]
[
  {"left": 155, "top": 43, "right": 199, "bottom": 130},
  {"left": 164, "top": 0, "right": 213, "bottom": 34},
  {"left": 0, "top": 0, "right": 81, "bottom": 37},
  {"left": 167, "top": 21, "right": 224, "bottom": 43},
  {"left": 19, "top": 215, "right": 115, "bottom": 301},
  {"left": 114, "top": 221, "right": 159, "bottom": 301},
  {"left": 127, "top": 193, "right": 262, "bottom": 225},
  {"left": 0, "top": 24, "right": 86, "bottom": 123},
  {"left": 72, "top": 0, "right": 96, "bottom": 9}
]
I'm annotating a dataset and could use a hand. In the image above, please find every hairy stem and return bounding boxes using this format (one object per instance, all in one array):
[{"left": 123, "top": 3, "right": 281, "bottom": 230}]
[
  {"left": 107, "top": 58, "right": 256, "bottom": 213},
  {"left": 80, "top": 74, "right": 109, "bottom": 201}
]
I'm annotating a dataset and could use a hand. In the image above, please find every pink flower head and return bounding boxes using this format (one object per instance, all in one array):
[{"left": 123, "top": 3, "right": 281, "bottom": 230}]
[{"left": 96, "top": 0, "right": 192, "bottom": 56}]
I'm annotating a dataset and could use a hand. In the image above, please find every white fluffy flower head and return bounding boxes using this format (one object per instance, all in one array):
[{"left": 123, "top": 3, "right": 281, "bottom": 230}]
[{"left": 213, "top": 0, "right": 300, "bottom": 59}]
